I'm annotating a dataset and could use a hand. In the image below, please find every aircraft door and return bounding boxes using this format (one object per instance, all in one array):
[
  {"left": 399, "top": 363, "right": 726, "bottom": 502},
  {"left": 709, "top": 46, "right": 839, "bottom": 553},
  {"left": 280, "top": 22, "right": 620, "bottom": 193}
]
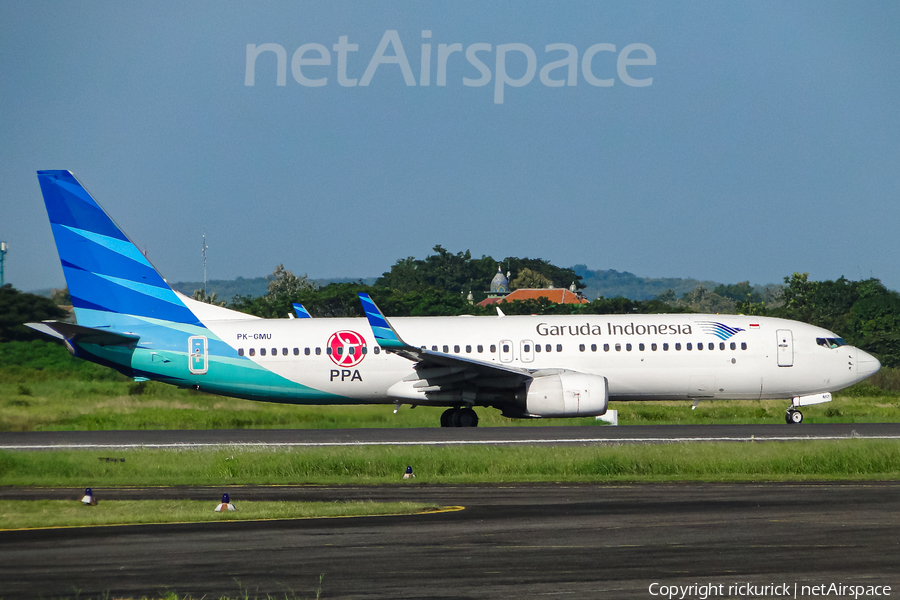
[
  {"left": 499, "top": 339, "right": 514, "bottom": 363},
  {"left": 189, "top": 336, "right": 208, "bottom": 374},
  {"left": 520, "top": 340, "right": 534, "bottom": 363},
  {"left": 776, "top": 329, "right": 793, "bottom": 367}
]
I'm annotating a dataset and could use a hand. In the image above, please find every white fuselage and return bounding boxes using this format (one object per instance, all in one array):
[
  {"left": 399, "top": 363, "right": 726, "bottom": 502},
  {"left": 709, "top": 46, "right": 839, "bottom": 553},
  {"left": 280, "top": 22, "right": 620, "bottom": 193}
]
[{"left": 201, "top": 312, "right": 879, "bottom": 405}]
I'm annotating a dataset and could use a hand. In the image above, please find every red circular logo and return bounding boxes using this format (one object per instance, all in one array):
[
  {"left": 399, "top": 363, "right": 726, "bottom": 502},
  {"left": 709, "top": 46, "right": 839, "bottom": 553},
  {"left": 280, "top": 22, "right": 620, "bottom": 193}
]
[{"left": 327, "top": 330, "right": 367, "bottom": 367}]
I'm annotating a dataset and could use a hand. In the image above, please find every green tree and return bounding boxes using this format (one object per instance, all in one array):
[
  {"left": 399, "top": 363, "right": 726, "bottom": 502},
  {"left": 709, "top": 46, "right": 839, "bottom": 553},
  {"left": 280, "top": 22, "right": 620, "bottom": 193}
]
[
  {"left": 266, "top": 264, "right": 314, "bottom": 299},
  {"left": 0, "top": 284, "right": 68, "bottom": 342},
  {"left": 192, "top": 289, "right": 226, "bottom": 306},
  {"left": 511, "top": 268, "right": 553, "bottom": 290}
]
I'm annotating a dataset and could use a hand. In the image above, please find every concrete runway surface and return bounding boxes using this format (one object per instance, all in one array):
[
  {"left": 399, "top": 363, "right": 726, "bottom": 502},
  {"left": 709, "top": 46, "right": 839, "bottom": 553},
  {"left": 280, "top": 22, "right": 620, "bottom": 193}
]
[{"left": 1, "top": 482, "right": 899, "bottom": 598}]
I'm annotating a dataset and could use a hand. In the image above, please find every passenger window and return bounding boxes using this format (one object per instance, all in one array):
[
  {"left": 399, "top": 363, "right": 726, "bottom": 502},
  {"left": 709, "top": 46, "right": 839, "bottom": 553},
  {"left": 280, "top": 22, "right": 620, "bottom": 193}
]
[
  {"left": 709, "top": 343, "right": 714, "bottom": 350},
  {"left": 362, "top": 347, "right": 367, "bottom": 354},
  {"left": 615, "top": 343, "right": 622, "bottom": 351},
  {"left": 249, "top": 348, "right": 255, "bottom": 356},
  {"left": 579, "top": 344, "right": 585, "bottom": 352},
  {"left": 604, "top": 344, "right": 610, "bottom": 352},
  {"left": 315, "top": 347, "right": 321, "bottom": 355},
  {"left": 556, "top": 344, "right": 562, "bottom": 352},
  {"left": 546, "top": 344, "right": 552, "bottom": 352},
  {"left": 348, "top": 347, "right": 355, "bottom": 356},
  {"left": 374, "top": 347, "right": 380, "bottom": 354},
  {"left": 741, "top": 342, "right": 747, "bottom": 350},
  {"left": 697, "top": 343, "right": 703, "bottom": 351},
  {"left": 591, "top": 344, "right": 597, "bottom": 352},
  {"left": 337, "top": 347, "right": 343, "bottom": 356},
  {"left": 503, "top": 344, "right": 510, "bottom": 352},
  {"left": 719, "top": 343, "right": 725, "bottom": 351},
  {"left": 686, "top": 343, "right": 692, "bottom": 351},
  {"left": 663, "top": 343, "right": 669, "bottom": 351},
  {"left": 432, "top": 345, "right": 438, "bottom": 351},
  {"left": 466, "top": 345, "right": 472, "bottom": 353},
  {"left": 477, "top": 345, "right": 483, "bottom": 353},
  {"left": 260, "top": 348, "right": 266, "bottom": 356},
  {"left": 326, "top": 347, "right": 332, "bottom": 355},
  {"left": 525, "top": 344, "right": 531, "bottom": 352},
  {"left": 626, "top": 343, "right": 632, "bottom": 351},
  {"left": 293, "top": 348, "right": 299, "bottom": 356},
  {"left": 305, "top": 348, "right": 310, "bottom": 355},
  {"left": 443, "top": 345, "right": 449, "bottom": 353},
  {"left": 535, "top": 344, "right": 542, "bottom": 353},
  {"left": 639, "top": 343, "right": 645, "bottom": 351},
  {"left": 651, "top": 343, "right": 657, "bottom": 351},
  {"left": 283, "top": 348, "right": 288, "bottom": 356},
  {"left": 238, "top": 348, "right": 244, "bottom": 357},
  {"left": 490, "top": 345, "right": 497, "bottom": 353},
  {"left": 730, "top": 342, "right": 736, "bottom": 351},
  {"left": 271, "top": 348, "right": 277, "bottom": 356}
]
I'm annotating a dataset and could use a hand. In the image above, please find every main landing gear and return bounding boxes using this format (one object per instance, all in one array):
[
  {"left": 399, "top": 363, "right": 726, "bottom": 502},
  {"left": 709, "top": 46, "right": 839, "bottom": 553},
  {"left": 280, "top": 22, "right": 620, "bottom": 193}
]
[
  {"left": 440, "top": 407, "right": 479, "bottom": 428},
  {"left": 785, "top": 408, "right": 803, "bottom": 424}
]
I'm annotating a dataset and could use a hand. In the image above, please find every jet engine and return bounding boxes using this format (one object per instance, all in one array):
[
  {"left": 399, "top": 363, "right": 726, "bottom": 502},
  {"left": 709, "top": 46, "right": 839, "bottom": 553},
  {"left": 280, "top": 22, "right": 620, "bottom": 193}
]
[{"left": 517, "top": 372, "right": 609, "bottom": 417}]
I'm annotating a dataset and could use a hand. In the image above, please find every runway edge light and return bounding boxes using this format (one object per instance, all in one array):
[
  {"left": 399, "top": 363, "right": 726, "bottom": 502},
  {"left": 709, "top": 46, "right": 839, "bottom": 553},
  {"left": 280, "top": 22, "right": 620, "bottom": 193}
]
[
  {"left": 215, "top": 493, "right": 236, "bottom": 512},
  {"left": 80, "top": 488, "right": 97, "bottom": 506},
  {"left": 403, "top": 466, "right": 415, "bottom": 479}
]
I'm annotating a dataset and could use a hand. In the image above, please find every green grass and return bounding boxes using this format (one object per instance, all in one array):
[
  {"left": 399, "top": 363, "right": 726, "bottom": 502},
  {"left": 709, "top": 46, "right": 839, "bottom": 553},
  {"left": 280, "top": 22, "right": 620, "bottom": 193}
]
[
  {"left": 1, "top": 441, "right": 898, "bottom": 486},
  {"left": 0, "top": 499, "right": 439, "bottom": 530}
]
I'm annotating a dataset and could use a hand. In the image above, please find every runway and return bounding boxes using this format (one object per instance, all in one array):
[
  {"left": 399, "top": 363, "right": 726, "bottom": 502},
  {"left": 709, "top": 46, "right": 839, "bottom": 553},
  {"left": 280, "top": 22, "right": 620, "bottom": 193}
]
[
  {"left": 2, "top": 422, "right": 900, "bottom": 450},
  {"left": 1, "top": 482, "right": 898, "bottom": 598}
]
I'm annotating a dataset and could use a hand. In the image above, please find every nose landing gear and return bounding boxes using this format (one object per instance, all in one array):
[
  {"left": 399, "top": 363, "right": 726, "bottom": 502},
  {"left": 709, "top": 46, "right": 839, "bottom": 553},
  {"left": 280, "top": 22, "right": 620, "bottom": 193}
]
[{"left": 440, "top": 407, "right": 479, "bottom": 427}]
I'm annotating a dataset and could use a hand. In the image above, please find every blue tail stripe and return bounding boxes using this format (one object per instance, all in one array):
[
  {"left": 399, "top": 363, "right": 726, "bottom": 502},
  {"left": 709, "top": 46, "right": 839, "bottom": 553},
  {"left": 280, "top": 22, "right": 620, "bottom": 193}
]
[
  {"left": 51, "top": 225, "right": 162, "bottom": 285},
  {"left": 59, "top": 224, "right": 153, "bottom": 267},
  {"left": 38, "top": 171, "right": 129, "bottom": 241},
  {"left": 61, "top": 267, "right": 199, "bottom": 326}
]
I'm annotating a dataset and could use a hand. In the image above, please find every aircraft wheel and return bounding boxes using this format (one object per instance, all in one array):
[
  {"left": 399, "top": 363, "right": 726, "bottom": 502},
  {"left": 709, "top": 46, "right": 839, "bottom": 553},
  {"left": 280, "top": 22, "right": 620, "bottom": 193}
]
[
  {"left": 453, "top": 407, "right": 479, "bottom": 428},
  {"left": 784, "top": 411, "right": 793, "bottom": 424},
  {"left": 790, "top": 409, "right": 804, "bottom": 424},
  {"left": 440, "top": 408, "right": 456, "bottom": 428}
]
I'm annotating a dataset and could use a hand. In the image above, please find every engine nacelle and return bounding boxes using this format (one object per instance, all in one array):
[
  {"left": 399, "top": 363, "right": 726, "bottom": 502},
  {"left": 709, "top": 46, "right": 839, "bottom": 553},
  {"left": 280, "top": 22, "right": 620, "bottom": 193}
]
[{"left": 520, "top": 372, "right": 609, "bottom": 417}]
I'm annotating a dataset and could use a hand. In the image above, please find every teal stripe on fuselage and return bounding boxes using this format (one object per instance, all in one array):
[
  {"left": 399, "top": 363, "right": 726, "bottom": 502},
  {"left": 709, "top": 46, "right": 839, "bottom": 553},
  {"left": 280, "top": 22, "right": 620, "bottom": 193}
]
[{"left": 130, "top": 347, "right": 351, "bottom": 404}]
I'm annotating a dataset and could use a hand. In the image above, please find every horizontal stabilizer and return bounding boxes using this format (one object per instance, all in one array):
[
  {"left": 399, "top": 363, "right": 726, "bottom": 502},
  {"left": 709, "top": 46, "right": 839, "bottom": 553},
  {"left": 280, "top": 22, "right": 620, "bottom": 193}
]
[{"left": 26, "top": 321, "right": 140, "bottom": 346}]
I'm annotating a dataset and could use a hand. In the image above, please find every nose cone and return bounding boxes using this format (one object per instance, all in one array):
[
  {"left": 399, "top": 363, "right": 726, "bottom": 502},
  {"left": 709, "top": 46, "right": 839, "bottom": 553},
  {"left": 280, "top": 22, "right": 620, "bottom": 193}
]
[{"left": 857, "top": 349, "right": 881, "bottom": 379}]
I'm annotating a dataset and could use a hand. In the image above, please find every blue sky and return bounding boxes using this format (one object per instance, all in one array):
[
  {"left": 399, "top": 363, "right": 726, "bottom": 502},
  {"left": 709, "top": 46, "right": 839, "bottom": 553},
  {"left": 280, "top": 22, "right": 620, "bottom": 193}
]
[{"left": 2, "top": 2, "right": 899, "bottom": 293}]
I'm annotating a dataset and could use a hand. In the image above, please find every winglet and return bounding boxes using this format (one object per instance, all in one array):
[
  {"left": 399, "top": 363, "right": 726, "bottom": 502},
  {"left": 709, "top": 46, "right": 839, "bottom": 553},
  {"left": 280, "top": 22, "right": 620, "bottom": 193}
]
[
  {"left": 358, "top": 293, "right": 406, "bottom": 350},
  {"left": 292, "top": 303, "right": 312, "bottom": 318}
]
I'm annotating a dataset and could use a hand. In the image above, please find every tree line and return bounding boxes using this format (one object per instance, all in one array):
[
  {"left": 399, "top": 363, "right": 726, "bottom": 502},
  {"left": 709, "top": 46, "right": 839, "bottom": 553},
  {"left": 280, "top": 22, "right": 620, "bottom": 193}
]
[{"left": 3, "top": 245, "right": 899, "bottom": 368}]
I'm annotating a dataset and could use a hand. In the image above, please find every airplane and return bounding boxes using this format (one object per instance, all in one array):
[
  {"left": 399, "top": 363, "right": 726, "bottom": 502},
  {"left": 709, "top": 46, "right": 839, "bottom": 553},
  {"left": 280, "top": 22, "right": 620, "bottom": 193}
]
[{"left": 27, "top": 170, "right": 881, "bottom": 427}]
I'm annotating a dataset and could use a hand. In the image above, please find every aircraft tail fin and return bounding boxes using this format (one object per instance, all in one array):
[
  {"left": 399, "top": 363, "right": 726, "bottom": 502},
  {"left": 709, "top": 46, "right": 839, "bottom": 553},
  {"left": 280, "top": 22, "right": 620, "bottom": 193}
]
[{"left": 36, "top": 170, "right": 201, "bottom": 328}]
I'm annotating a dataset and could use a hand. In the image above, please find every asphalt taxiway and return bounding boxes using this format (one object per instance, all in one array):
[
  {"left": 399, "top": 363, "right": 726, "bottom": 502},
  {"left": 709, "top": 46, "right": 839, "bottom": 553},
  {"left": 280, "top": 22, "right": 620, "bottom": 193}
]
[
  {"left": 1, "top": 482, "right": 898, "bottom": 598},
  {"left": 2, "top": 422, "right": 900, "bottom": 449}
]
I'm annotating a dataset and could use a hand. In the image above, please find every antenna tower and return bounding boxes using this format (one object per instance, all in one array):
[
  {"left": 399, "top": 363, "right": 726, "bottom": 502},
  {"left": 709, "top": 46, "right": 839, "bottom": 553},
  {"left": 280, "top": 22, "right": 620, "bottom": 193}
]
[{"left": 201, "top": 233, "right": 208, "bottom": 295}]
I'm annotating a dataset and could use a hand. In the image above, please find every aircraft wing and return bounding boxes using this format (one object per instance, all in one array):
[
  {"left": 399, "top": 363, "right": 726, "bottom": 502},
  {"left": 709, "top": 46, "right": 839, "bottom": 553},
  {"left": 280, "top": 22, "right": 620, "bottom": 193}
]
[{"left": 358, "top": 293, "right": 532, "bottom": 399}]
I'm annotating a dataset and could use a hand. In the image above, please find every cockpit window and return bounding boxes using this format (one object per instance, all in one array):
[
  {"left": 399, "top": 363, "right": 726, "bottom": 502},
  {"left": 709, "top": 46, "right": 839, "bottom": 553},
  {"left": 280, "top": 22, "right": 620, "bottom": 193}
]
[{"left": 816, "top": 337, "right": 848, "bottom": 349}]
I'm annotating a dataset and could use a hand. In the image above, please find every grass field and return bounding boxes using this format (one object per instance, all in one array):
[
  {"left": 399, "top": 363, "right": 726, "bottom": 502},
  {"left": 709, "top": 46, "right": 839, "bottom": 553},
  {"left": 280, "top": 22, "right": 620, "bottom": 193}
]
[
  {"left": 0, "top": 499, "right": 440, "bottom": 530},
  {"left": 2, "top": 440, "right": 898, "bottom": 486}
]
